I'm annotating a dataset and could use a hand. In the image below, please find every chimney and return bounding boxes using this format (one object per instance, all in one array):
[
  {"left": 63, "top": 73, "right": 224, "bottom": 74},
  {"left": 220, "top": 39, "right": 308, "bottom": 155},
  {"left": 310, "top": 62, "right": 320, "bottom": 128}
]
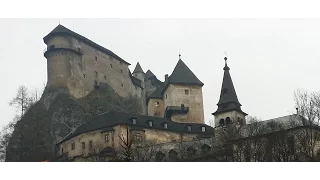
[{"left": 165, "top": 74, "right": 168, "bottom": 82}]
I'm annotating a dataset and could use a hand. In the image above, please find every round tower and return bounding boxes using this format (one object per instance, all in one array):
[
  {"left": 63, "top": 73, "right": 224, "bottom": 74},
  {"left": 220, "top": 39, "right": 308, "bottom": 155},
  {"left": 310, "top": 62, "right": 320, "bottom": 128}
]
[{"left": 43, "top": 25, "right": 84, "bottom": 89}]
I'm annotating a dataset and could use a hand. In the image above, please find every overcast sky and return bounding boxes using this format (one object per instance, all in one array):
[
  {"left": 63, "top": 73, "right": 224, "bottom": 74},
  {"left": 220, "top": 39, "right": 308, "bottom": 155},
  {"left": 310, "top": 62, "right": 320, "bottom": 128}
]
[{"left": 1, "top": 19, "right": 320, "bottom": 127}]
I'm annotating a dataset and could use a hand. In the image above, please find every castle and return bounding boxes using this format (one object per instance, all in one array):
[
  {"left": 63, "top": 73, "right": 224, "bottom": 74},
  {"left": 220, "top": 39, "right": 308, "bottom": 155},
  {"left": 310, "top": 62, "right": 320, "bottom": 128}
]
[
  {"left": 45, "top": 24, "right": 320, "bottom": 162},
  {"left": 44, "top": 24, "right": 205, "bottom": 125}
]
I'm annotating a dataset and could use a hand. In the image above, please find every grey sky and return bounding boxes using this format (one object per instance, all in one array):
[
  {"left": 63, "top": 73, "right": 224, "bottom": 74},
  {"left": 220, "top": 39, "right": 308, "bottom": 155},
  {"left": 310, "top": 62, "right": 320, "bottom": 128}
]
[{"left": 1, "top": 18, "right": 319, "bottom": 128}]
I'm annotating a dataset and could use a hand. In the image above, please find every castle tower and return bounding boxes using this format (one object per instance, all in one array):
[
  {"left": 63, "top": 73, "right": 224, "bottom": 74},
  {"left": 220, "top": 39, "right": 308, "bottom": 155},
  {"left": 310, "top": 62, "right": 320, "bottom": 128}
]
[
  {"left": 212, "top": 56, "right": 247, "bottom": 128},
  {"left": 132, "top": 62, "right": 145, "bottom": 88},
  {"left": 161, "top": 54, "right": 205, "bottom": 124},
  {"left": 43, "top": 25, "right": 84, "bottom": 90}
]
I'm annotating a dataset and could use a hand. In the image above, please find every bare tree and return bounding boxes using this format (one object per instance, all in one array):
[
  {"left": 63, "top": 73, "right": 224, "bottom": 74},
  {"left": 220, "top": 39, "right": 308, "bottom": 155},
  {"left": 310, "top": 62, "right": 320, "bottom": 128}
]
[
  {"left": 9, "top": 85, "right": 29, "bottom": 117},
  {"left": 293, "top": 89, "right": 320, "bottom": 159},
  {"left": 118, "top": 125, "right": 134, "bottom": 162}
]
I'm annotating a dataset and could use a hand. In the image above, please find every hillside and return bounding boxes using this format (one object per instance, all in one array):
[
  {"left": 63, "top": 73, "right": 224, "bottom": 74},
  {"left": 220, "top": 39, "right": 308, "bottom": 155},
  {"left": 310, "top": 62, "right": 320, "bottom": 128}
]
[{"left": 5, "top": 83, "right": 142, "bottom": 161}]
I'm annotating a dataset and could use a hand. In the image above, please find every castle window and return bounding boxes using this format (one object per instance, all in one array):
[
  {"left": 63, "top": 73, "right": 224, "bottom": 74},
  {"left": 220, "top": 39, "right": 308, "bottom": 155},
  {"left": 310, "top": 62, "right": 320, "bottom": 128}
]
[
  {"left": 155, "top": 151, "right": 165, "bottom": 162},
  {"left": 61, "top": 148, "right": 64, "bottom": 154},
  {"left": 89, "top": 140, "right": 93, "bottom": 149},
  {"left": 121, "top": 83, "right": 124, "bottom": 87},
  {"left": 121, "top": 69, "right": 123, "bottom": 73},
  {"left": 95, "top": 56, "right": 97, "bottom": 62},
  {"left": 164, "top": 123, "right": 168, "bottom": 129},
  {"left": 81, "top": 142, "right": 85, "bottom": 150},
  {"left": 202, "top": 126, "right": 206, "bottom": 132},
  {"left": 71, "top": 143, "right": 75, "bottom": 150},
  {"left": 148, "top": 120, "right": 153, "bottom": 127},
  {"left": 155, "top": 101, "right": 159, "bottom": 107},
  {"left": 187, "top": 125, "right": 192, "bottom": 131},
  {"left": 133, "top": 133, "right": 143, "bottom": 142},
  {"left": 166, "top": 94, "right": 167, "bottom": 99},
  {"left": 226, "top": 117, "right": 231, "bottom": 126},
  {"left": 110, "top": 64, "right": 113, "bottom": 68},
  {"left": 104, "top": 75, "right": 107, "bottom": 80},
  {"left": 105, "top": 134, "right": 109, "bottom": 143},
  {"left": 83, "top": 74, "right": 85, "bottom": 78},
  {"left": 185, "top": 90, "right": 189, "bottom": 95},
  {"left": 132, "top": 118, "right": 137, "bottom": 124},
  {"left": 95, "top": 71, "right": 98, "bottom": 77},
  {"left": 219, "top": 118, "right": 225, "bottom": 126}
]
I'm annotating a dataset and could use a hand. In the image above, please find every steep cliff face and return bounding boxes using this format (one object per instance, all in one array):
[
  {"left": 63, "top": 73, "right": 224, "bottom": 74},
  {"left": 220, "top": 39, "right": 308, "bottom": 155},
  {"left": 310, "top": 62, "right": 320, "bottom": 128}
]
[{"left": 5, "top": 83, "right": 143, "bottom": 162}]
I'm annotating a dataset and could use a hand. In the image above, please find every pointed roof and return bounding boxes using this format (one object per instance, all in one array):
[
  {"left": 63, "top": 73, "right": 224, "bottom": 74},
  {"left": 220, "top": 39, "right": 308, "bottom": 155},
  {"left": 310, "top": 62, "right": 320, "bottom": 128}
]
[
  {"left": 168, "top": 59, "right": 204, "bottom": 86},
  {"left": 133, "top": 62, "right": 144, "bottom": 74},
  {"left": 217, "top": 60, "right": 240, "bottom": 105},
  {"left": 145, "top": 70, "right": 156, "bottom": 79},
  {"left": 43, "top": 24, "right": 130, "bottom": 65},
  {"left": 213, "top": 57, "right": 247, "bottom": 116}
]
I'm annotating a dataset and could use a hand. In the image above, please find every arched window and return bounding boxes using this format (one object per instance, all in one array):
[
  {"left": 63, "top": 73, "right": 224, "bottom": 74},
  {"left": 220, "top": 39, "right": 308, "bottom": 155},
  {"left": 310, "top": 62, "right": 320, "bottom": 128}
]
[
  {"left": 155, "top": 151, "right": 165, "bottom": 162},
  {"left": 219, "top": 118, "right": 225, "bottom": 126},
  {"left": 201, "top": 144, "right": 211, "bottom": 154},
  {"left": 168, "top": 150, "right": 178, "bottom": 162},
  {"left": 226, "top": 117, "right": 231, "bottom": 126},
  {"left": 187, "top": 147, "right": 197, "bottom": 156}
]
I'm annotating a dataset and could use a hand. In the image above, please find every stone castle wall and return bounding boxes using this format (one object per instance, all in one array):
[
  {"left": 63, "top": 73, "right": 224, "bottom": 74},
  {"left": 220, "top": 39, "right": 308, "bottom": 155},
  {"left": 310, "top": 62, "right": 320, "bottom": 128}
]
[{"left": 45, "top": 34, "right": 143, "bottom": 99}]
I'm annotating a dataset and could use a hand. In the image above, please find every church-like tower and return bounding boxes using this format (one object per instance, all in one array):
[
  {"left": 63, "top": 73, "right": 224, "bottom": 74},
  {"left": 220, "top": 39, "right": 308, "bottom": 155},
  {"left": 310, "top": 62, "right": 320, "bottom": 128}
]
[{"left": 212, "top": 57, "right": 247, "bottom": 128}]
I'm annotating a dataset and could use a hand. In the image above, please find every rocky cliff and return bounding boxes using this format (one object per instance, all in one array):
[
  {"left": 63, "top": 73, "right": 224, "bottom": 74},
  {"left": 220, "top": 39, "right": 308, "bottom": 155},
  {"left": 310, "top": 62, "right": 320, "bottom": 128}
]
[{"left": 5, "top": 83, "right": 142, "bottom": 161}]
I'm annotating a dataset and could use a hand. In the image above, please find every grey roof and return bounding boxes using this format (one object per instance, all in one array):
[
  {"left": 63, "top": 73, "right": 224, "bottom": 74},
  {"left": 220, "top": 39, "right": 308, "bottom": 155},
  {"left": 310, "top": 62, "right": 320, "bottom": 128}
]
[
  {"left": 43, "top": 24, "right": 130, "bottom": 65},
  {"left": 133, "top": 62, "right": 144, "bottom": 74},
  {"left": 237, "top": 114, "right": 315, "bottom": 140},
  {"left": 147, "top": 82, "right": 165, "bottom": 101},
  {"left": 128, "top": 69, "right": 143, "bottom": 88},
  {"left": 168, "top": 59, "right": 204, "bottom": 86},
  {"left": 218, "top": 62, "right": 240, "bottom": 105},
  {"left": 145, "top": 70, "right": 156, "bottom": 79},
  {"left": 213, "top": 60, "right": 246, "bottom": 115},
  {"left": 58, "top": 111, "right": 214, "bottom": 144}
]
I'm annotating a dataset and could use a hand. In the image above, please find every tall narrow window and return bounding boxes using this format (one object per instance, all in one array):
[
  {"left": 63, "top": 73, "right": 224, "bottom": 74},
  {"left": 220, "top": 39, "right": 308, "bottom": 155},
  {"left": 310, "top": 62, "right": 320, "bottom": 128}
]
[
  {"left": 148, "top": 120, "right": 153, "bottom": 127},
  {"left": 81, "top": 142, "right": 85, "bottom": 150},
  {"left": 164, "top": 123, "right": 168, "bottom": 129},
  {"left": 104, "top": 75, "right": 107, "bottom": 80},
  {"left": 83, "top": 74, "right": 85, "bottom": 78},
  {"left": 110, "top": 64, "right": 113, "bottom": 68},
  {"left": 201, "top": 126, "right": 206, "bottom": 132},
  {"left": 71, "top": 143, "right": 75, "bottom": 150},
  {"left": 132, "top": 118, "right": 137, "bottom": 124},
  {"left": 166, "top": 94, "right": 167, "bottom": 99},
  {"left": 185, "top": 90, "right": 189, "bottom": 95},
  {"left": 105, "top": 134, "right": 109, "bottom": 143},
  {"left": 89, "top": 140, "right": 93, "bottom": 149},
  {"left": 121, "top": 83, "right": 124, "bottom": 87},
  {"left": 95, "top": 56, "right": 97, "bottom": 62},
  {"left": 120, "top": 69, "right": 123, "bottom": 73},
  {"left": 95, "top": 71, "right": 98, "bottom": 77}
]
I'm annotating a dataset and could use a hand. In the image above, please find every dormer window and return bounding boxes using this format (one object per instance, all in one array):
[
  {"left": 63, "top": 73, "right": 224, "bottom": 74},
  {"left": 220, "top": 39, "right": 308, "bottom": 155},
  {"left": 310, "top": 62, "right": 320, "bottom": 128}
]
[
  {"left": 164, "top": 123, "right": 168, "bottom": 129},
  {"left": 132, "top": 118, "right": 137, "bottom": 124},
  {"left": 201, "top": 126, "right": 206, "bottom": 132},
  {"left": 148, "top": 120, "right": 153, "bottom": 127},
  {"left": 187, "top": 125, "right": 192, "bottom": 131}
]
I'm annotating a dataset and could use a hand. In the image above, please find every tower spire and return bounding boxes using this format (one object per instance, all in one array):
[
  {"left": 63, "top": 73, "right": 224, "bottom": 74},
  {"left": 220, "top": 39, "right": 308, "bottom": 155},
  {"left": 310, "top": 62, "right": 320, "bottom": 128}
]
[{"left": 212, "top": 56, "right": 247, "bottom": 116}]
